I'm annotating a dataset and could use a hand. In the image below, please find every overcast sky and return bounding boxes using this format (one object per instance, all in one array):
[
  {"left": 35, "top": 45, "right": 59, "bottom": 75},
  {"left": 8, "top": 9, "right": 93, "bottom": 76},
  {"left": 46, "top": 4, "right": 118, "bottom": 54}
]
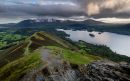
[{"left": 1, "top": 0, "right": 130, "bottom": 23}]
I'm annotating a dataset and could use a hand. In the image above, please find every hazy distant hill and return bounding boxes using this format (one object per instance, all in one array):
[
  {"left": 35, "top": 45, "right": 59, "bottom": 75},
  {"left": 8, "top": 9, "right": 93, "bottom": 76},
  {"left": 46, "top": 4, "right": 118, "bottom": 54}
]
[
  {"left": 0, "top": 18, "right": 129, "bottom": 35},
  {"left": 9, "top": 18, "right": 105, "bottom": 27}
]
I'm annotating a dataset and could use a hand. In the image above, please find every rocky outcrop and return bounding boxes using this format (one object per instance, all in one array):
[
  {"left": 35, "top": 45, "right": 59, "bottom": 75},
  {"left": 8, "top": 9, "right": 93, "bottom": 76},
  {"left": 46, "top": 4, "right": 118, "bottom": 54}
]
[
  {"left": 20, "top": 60, "right": 130, "bottom": 81},
  {"left": 84, "top": 61, "right": 130, "bottom": 81}
]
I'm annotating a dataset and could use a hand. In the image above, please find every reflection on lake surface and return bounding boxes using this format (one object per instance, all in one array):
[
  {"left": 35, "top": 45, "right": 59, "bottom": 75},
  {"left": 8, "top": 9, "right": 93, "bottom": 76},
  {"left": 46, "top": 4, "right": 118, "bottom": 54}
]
[{"left": 58, "top": 29, "right": 130, "bottom": 57}]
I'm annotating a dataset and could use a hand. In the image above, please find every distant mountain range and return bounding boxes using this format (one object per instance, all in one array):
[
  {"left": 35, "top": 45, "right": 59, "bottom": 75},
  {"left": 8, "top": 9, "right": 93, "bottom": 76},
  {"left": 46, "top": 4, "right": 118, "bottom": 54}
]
[
  {"left": 1, "top": 18, "right": 130, "bottom": 35},
  {"left": 0, "top": 18, "right": 105, "bottom": 27}
]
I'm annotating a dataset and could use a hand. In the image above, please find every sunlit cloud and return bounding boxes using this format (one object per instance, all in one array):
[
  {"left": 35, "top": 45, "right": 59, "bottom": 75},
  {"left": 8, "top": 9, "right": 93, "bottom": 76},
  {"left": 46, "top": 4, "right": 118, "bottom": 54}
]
[
  {"left": 87, "top": 3, "right": 100, "bottom": 16},
  {"left": 86, "top": 0, "right": 130, "bottom": 16},
  {"left": 95, "top": 18, "right": 130, "bottom": 24},
  {"left": 39, "top": 1, "right": 76, "bottom": 6},
  {"left": 0, "top": 0, "right": 130, "bottom": 23}
]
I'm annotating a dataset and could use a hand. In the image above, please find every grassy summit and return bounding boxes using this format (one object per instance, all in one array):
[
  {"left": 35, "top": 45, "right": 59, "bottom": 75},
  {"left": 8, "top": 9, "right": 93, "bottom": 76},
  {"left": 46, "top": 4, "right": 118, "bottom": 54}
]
[
  {"left": 0, "top": 31, "right": 76, "bottom": 67},
  {"left": 0, "top": 31, "right": 102, "bottom": 81}
]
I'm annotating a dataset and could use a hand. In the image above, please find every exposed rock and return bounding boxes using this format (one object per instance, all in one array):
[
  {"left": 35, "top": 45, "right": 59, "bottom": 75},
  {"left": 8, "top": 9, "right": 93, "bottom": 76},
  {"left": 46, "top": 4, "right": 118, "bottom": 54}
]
[
  {"left": 20, "top": 60, "right": 130, "bottom": 81},
  {"left": 85, "top": 61, "right": 130, "bottom": 81}
]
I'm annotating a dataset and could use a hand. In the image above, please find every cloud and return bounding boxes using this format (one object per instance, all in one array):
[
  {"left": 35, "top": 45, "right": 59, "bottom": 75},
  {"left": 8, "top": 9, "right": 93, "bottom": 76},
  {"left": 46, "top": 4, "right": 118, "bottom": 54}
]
[
  {"left": 85, "top": 0, "right": 130, "bottom": 17},
  {"left": 0, "top": 0, "right": 85, "bottom": 18},
  {"left": 95, "top": 17, "right": 130, "bottom": 24},
  {"left": 87, "top": 3, "right": 100, "bottom": 16},
  {"left": 0, "top": 0, "right": 130, "bottom": 23}
]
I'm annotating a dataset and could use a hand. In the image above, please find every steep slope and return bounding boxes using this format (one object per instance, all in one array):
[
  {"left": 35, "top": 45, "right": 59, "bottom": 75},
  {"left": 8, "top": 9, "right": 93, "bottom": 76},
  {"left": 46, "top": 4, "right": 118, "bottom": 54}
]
[
  {"left": 0, "top": 45, "right": 102, "bottom": 81},
  {"left": 20, "top": 60, "right": 130, "bottom": 81},
  {"left": 28, "top": 31, "right": 75, "bottom": 50},
  {"left": 0, "top": 31, "right": 76, "bottom": 67},
  {"left": 0, "top": 42, "right": 28, "bottom": 67},
  {"left": 0, "top": 31, "right": 103, "bottom": 81},
  {"left": 0, "top": 51, "right": 41, "bottom": 81},
  {"left": 0, "top": 31, "right": 129, "bottom": 81}
]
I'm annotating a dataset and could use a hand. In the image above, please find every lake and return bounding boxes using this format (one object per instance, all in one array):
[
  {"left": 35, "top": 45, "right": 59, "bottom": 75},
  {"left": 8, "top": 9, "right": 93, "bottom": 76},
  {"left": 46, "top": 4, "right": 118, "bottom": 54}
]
[
  {"left": 58, "top": 29, "right": 130, "bottom": 57},
  {"left": 0, "top": 26, "right": 8, "bottom": 28}
]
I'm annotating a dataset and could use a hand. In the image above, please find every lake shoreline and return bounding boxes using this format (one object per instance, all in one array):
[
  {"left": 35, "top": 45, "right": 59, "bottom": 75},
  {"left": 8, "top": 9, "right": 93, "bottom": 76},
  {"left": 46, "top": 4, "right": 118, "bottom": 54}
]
[{"left": 57, "top": 29, "right": 130, "bottom": 57}]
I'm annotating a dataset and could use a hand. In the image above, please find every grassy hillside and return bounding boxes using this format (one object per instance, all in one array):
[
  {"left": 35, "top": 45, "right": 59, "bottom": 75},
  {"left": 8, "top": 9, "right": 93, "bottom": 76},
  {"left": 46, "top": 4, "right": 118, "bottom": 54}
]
[
  {"left": 47, "top": 46, "right": 101, "bottom": 64},
  {"left": 0, "top": 32, "right": 27, "bottom": 49},
  {"left": 28, "top": 32, "right": 76, "bottom": 50},
  {"left": 0, "top": 31, "right": 77, "bottom": 67},
  {"left": 77, "top": 40, "right": 130, "bottom": 63},
  {"left": 0, "top": 31, "right": 103, "bottom": 81},
  {"left": 0, "top": 42, "right": 28, "bottom": 67},
  {"left": 0, "top": 51, "right": 41, "bottom": 81}
]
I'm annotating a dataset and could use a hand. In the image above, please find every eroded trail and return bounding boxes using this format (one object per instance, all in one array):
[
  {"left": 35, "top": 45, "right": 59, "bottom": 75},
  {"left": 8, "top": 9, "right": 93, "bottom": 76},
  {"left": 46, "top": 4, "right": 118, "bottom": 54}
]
[
  {"left": 20, "top": 48, "right": 55, "bottom": 81},
  {"left": 20, "top": 47, "right": 130, "bottom": 81},
  {"left": 40, "top": 47, "right": 62, "bottom": 67}
]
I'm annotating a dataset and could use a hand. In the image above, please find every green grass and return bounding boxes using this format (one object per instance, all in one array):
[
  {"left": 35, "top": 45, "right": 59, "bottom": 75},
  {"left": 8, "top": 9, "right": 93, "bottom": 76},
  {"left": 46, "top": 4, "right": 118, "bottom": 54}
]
[
  {"left": 37, "top": 32, "right": 69, "bottom": 47},
  {"left": 0, "top": 32, "right": 27, "bottom": 48},
  {"left": 77, "top": 40, "right": 130, "bottom": 63},
  {"left": 25, "top": 31, "right": 77, "bottom": 51},
  {"left": 47, "top": 46, "right": 101, "bottom": 64},
  {"left": 0, "top": 51, "right": 41, "bottom": 81}
]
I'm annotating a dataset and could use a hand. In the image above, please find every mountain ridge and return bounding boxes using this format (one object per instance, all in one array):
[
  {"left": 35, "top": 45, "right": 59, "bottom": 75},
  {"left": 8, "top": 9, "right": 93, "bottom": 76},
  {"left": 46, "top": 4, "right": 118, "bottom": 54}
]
[
  {"left": 0, "top": 31, "right": 102, "bottom": 81},
  {"left": 0, "top": 18, "right": 105, "bottom": 28},
  {"left": 0, "top": 31, "right": 77, "bottom": 67},
  {"left": 0, "top": 31, "right": 130, "bottom": 81}
]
